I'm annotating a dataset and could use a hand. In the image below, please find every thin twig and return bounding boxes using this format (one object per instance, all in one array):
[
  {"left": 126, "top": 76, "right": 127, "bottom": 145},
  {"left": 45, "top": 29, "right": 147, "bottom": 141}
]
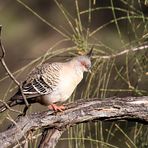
[
  {"left": 93, "top": 44, "right": 148, "bottom": 59},
  {"left": 0, "top": 26, "right": 29, "bottom": 107},
  {"left": 0, "top": 100, "right": 22, "bottom": 114},
  {"left": 13, "top": 133, "right": 42, "bottom": 148}
]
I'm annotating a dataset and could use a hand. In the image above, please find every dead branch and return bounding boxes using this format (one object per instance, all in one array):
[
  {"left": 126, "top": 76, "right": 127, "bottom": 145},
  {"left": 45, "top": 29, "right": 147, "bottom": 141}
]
[
  {"left": 39, "top": 128, "right": 65, "bottom": 148},
  {"left": 0, "top": 96, "right": 147, "bottom": 148},
  {"left": 0, "top": 26, "right": 29, "bottom": 107},
  {"left": 94, "top": 44, "right": 148, "bottom": 59}
]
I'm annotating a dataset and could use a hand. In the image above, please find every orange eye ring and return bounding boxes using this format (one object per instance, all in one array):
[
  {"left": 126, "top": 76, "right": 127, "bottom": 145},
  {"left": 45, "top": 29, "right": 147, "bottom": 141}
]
[
  {"left": 81, "top": 61, "right": 86, "bottom": 67},
  {"left": 80, "top": 61, "right": 89, "bottom": 69}
]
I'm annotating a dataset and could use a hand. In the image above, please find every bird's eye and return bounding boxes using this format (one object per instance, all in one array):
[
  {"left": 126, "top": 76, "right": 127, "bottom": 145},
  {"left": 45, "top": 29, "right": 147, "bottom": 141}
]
[
  {"left": 81, "top": 61, "right": 86, "bottom": 66},
  {"left": 81, "top": 61, "right": 89, "bottom": 69}
]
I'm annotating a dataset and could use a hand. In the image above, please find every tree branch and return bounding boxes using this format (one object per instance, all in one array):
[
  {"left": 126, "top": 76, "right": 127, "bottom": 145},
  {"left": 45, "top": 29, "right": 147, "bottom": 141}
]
[
  {"left": 0, "top": 25, "right": 29, "bottom": 107},
  {"left": 94, "top": 44, "right": 148, "bottom": 59},
  {"left": 39, "top": 128, "right": 65, "bottom": 148},
  {"left": 0, "top": 96, "right": 147, "bottom": 148}
]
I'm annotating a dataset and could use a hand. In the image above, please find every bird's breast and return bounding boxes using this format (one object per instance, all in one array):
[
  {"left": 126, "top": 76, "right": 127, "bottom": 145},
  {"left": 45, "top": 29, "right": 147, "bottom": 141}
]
[
  {"left": 40, "top": 64, "right": 83, "bottom": 104},
  {"left": 57, "top": 67, "right": 83, "bottom": 101}
]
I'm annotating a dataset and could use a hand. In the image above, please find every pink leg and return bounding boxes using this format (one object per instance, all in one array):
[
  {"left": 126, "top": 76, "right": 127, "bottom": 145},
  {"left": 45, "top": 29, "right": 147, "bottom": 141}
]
[{"left": 48, "top": 104, "right": 65, "bottom": 112}]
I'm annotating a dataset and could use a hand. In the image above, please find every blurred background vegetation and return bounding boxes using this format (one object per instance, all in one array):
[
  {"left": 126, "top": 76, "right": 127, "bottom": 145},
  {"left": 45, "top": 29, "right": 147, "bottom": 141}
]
[{"left": 0, "top": 0, "right": 148, "bottom": 147}]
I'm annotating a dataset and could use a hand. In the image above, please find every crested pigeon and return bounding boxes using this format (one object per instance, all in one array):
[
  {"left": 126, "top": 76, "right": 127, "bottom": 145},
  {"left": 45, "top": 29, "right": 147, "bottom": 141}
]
[{"left": 0, "top": 48, "right": 93, "bottom": 114}]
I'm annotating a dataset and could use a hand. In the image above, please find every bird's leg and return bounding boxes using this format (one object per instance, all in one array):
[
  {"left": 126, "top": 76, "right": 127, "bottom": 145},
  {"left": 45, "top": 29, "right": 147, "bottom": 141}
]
[
  {"left": 23, "top": 104, "right": 31, "bottom": 115},
  {"left": 48, "top": 104, "right": 65, "bottom": 112},
  {"left": 18, "top": 104, "right": 31, "bottom": 116}
]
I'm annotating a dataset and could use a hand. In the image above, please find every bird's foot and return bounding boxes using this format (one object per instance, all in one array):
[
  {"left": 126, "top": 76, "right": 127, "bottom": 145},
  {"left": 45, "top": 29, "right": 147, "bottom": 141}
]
[{"left": 48, "top": 104, "right": 65, "bottom": 112}]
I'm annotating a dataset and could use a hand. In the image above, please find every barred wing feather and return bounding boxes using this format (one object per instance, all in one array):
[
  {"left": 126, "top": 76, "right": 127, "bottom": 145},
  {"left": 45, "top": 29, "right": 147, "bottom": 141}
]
[{"left": 22, "top": 63, "right": 61, "bottom": 97}]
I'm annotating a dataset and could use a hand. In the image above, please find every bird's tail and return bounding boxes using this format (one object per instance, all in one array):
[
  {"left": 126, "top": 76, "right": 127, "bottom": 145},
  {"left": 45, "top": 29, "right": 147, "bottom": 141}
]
[{"left": 0, "top": 93, "right": 37, "bottom": 113}]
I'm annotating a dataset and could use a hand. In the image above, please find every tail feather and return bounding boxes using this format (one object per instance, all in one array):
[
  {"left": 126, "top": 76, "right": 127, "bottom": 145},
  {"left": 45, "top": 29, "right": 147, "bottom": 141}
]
[{"left": 0, "top": 93, "right": 38, "bottom": 113}]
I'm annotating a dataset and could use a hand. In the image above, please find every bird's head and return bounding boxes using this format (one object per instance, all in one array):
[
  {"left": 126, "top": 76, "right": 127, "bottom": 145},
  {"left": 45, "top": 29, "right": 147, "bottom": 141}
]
[{"left": 73, "top": 47, "right": 93, "bottom": 73}]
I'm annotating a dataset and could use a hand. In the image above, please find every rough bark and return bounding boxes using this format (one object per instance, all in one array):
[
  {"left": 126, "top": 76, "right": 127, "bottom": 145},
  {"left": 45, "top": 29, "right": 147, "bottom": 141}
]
[{"left": 0, "top": 96, "right": 147, "bottom": 148}]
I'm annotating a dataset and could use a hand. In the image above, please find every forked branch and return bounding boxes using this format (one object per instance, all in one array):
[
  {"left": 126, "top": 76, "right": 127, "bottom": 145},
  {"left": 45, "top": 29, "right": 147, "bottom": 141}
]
[{"left": 0, "top": 96, "right": 147, "bottom": 148}]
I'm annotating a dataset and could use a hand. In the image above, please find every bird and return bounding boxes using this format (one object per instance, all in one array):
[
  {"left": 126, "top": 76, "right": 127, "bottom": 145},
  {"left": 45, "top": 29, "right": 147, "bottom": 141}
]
[{"left": 0, "top": 48, "right": 93, "bottom": 115}]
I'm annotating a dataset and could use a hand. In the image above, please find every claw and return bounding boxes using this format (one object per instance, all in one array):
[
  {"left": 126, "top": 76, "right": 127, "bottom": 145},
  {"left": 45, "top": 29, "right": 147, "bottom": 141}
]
[{"left": 48, "top": 104, "right": 65, "bottom": 112}]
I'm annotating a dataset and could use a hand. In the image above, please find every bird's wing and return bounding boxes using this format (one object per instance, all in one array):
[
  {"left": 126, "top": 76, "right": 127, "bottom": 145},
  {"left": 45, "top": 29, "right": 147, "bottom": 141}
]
[{"left": 22, "top": 63, "right": 61, "bottom": 97}]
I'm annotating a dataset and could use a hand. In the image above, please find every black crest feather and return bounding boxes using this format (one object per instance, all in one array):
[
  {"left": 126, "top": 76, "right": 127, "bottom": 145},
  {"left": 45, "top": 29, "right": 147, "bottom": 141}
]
[{"left": 86, "top": 46, "right": 94, "bottom": 57}]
